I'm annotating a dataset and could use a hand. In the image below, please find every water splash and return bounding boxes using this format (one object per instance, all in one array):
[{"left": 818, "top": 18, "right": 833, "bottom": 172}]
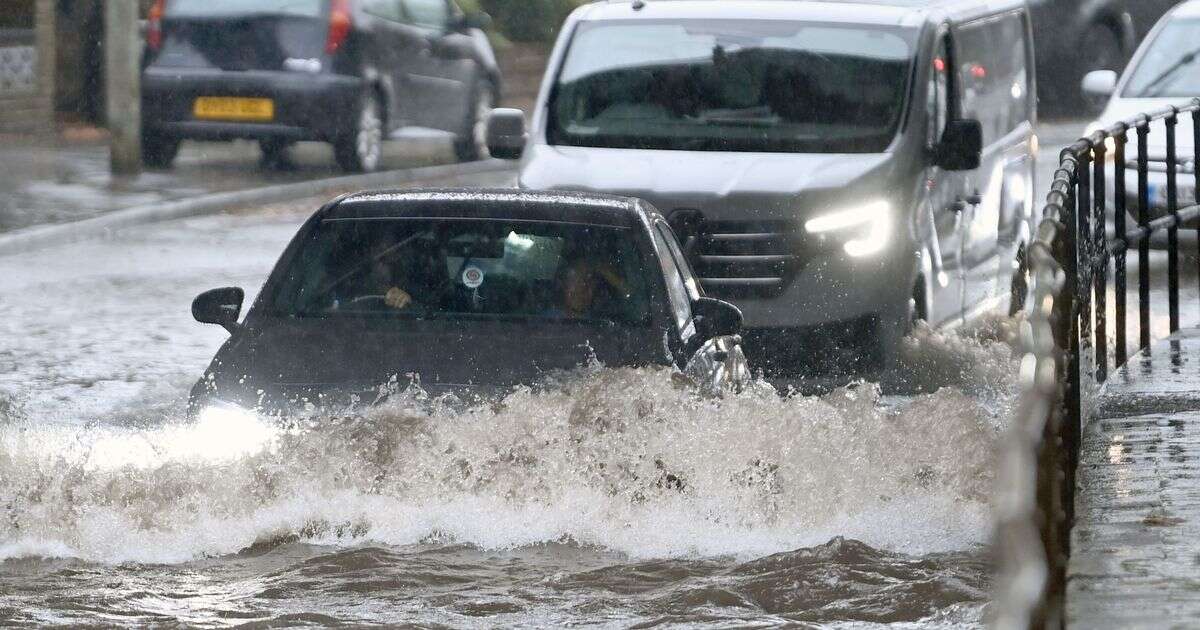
[{"left": 1, "top": 347, "right": 1012, "bottom": 565}]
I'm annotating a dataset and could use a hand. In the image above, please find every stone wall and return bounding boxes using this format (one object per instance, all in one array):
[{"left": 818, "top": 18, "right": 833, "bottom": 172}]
[{"left": 0, "top": 0, "right": 54, "bottom": 135}]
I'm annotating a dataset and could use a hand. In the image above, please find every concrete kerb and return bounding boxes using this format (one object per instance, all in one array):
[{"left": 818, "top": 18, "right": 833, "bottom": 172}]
[{"left": 0, "top": 159, "right": 514, "bottom": 257}]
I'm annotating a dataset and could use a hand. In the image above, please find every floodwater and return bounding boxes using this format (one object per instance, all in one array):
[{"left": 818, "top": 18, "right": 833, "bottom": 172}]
[{"left": 0, "top": 206, "right": 1019, "bottom": 628}]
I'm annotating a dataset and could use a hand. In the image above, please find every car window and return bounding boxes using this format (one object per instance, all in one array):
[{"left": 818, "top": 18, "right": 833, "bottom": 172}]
[
  {"left": 651, "top": 223, "right": 694, "bottom": 332},
  {"left": 272, "top": 218, "right": 652, "bottom": 325},
  {"left": 165, "top": 0, "right": 325, "bottom": 17},
  {"left": 363, "top": 0, "right": 403, "bottom": 22},
  {"left": 955, "top": 12, "right": 1032, "bottom": 144},
  {"left": 548, "top": 19, "right": 918, "bottom": 153},
  {"left": 1123, "top": 18, "right": 1200, "bottom": 97},
  {"left": 402, "top": 0, "right": 449, "bottom": 29}
]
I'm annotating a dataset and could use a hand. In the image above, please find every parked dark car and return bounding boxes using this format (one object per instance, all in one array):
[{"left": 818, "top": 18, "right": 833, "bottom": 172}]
[
  {"left": 1029, "top": 0, "right": 1178, "bottom": 113},
  {"left": 141, "top": 0, "right": 501, "bottom": 171},
  {"left": 188, "top": 189, "right": 750, "bottom": 417}
]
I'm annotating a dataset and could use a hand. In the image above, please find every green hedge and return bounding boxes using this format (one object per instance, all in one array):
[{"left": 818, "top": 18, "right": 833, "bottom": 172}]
[{"left": 472, "top": 0, "right": 586, "bottom": 43}]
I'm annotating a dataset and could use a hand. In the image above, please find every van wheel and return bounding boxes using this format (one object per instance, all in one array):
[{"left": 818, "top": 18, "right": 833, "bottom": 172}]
[
  {"left": 454, "top": 80, "right": 494, "bottom": 162},
  {"left": 1008, "top": 244, "right": 1029, "bottom": 316},
  {"left": 334, "top": 92, "right": 383, "bottom": 173},
  {"left": 142, "top": 134, "right": 180, "bottom": 169}
]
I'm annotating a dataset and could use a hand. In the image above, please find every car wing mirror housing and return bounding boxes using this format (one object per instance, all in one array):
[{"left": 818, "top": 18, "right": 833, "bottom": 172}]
[
  {"left": 936, "top": 119, "right": 983, "bottom": 171},
  {"left": 1081, "top": 69, "right": 1118, "bottom": 98},
  {"left": 693, "top": 297, "right": 743, "bottom": 338},
  {"left": 193, "top": 287, "right": 244, "bottom": 334},
  {"left": 486, "top": 108, "right": 527, "bottom": 160}
]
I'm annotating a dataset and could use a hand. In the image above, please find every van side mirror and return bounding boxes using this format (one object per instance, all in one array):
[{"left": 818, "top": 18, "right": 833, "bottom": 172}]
[
  {"left": 935, "top": 119, "right": 983, "bottom": 171},
  {"left": 193, "top": 287, "right": 244, "bottom": 334},
  {"left": 1081, "top": 69, "right": 1118, "bottom": 98},
  {"left": 486, "top": 108, "right": 527, "bottom": 160},
  {"left": 693, "top": 297, "right": 742, "bottom": 338}
]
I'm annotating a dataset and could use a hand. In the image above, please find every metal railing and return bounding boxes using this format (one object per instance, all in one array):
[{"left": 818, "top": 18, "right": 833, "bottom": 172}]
[{"left": 994, "top": 99, "right": 1200, "bottom": 629}]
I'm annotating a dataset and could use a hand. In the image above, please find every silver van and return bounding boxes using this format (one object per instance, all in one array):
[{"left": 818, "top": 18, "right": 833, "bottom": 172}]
[{"left": 487, "top": 0, "right": 1037, "bottom": 374}]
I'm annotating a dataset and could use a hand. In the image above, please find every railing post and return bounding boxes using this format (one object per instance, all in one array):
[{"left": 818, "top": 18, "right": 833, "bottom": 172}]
[
  {"left": 1167, "top": 108, "right": 1181, "bottom": 334},
  {"left": 1138, "top": 119, "right": 1152, "bottom": 351},
  {"left": 1078, "top": 148, "right": 1094, "bottom": 373},
  {"left": 1094, "top": 136, "right": 1108, "bottom": 382},
  {"left": 1114, "top": 125, "right": 1128, "bottom": 367},
  {"left": 1194, "top": 104, "right": 1200, "bottom": 317},
  {"left": 1058, "top": 155, "right": 1082, "bottom": 544}
]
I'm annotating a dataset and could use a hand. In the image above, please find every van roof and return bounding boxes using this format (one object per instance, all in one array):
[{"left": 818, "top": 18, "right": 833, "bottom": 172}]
[{"left": 576, "top": 0, "right": 1027, "bottom": 27}]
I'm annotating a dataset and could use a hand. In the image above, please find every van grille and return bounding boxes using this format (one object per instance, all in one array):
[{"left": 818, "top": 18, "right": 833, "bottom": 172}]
[{"left": 685, "top": 219, "right": 802, "bottom": 298}]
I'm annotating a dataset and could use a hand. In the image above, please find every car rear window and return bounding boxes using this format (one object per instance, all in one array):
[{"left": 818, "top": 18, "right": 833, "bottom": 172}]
[
  {"left": 271, "top": 218, "right": 654, "bottom": 326},
  {"left": 165, "top": 0, "right": 326, "bottom": 18}
]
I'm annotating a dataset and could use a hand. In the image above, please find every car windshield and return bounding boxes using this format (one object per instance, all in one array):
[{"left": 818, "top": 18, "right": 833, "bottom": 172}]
[
  {"left": 165, "top": 0, "right": 327, "bottom": 18},
  {"left": 271, "top": 217, "right": 653, "bottom": 325},
  {"left": 1123, "top": 19, "right": 1200, "bottom": 97},
  {"left": 548, "top": 19, "right": 917, "bottom": 153}
]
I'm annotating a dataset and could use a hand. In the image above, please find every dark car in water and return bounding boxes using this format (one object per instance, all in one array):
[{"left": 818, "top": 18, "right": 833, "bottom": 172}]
[
  {"left": 141, "top": 0, "right": 501, "bottom": 171},
  {"left": 188, "top": 189, "right": 750, "bottom": 416}
]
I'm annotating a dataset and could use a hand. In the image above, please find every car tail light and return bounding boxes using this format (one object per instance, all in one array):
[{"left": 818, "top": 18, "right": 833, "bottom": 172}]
[
  {"left": 326, "top": 0, "right": 352, "bottom": 55},
  {"left": 147, "top": 0, "right": 166, "bottom": 50}
]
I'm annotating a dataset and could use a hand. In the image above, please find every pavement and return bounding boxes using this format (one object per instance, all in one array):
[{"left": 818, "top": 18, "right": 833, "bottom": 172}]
[
  {"left": 0, "top": 127, "right": 463, "bottom": 234},
  {"left": 1068, "top": 327, "right": 1200, "bottom": 629}
]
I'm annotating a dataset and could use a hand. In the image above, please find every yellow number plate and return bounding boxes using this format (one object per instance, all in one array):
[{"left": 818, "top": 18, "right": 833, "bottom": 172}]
[{"left": 193, "top": 97, "right": 275, "bottom": 122}]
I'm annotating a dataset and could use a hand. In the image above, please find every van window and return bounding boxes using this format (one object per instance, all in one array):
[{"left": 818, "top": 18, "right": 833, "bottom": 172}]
[
  {"left": 403, "top": 0, "right": 449, "bottom": 29},
  {"left": 926, "top": 36, "right": 949, "bottom": 147},
  {"left": 955, "top": 13, "right": 1032, "bottom": 144},
  {"left": 166, "top": 0, "right": 325, "bottom": 17},
  {"left": 548, "top": 19, "right": 919, "bottom": 154},
  {"left": 364, "top": 0, "right": 403, "bottom": 22}
]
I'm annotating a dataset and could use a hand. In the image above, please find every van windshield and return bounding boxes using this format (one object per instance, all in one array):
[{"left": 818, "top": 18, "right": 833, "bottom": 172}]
[
  {"left": 165, "top": 0, "right": 326, "bottom": 18},
  {"left": 548, "top": 19, "right": 917, "bottom": 153}
]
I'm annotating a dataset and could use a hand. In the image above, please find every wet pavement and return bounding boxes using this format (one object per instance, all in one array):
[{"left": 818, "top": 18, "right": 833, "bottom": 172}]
[
  {"left": 0, "top": 130, "right": 457, "bottom": 234},
  {"left": 1068, "top": 327, "right": 1200, "bottom": 629}
]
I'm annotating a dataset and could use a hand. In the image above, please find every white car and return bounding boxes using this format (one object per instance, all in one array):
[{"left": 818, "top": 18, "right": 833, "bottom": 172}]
[{"left": 1083, "top": 0, "right": 1200, "bottom": 243}]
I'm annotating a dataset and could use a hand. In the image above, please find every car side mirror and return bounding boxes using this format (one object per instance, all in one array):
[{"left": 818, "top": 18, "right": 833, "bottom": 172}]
[
  {"left": 192, "top": 287, "right": 244, "bottom": 334},
  {"left": 693, "top": 297, "right": 742, "bottom": 338},
  {"left": 486, "top": 108, "right": 527, "bottom": 160},
  {"left": 935, "top": 119, "right": 983, "bottom": 171},
  {"left": 454, "top": 11, "right": 492, "bottom": 31},
  {"left": 1081, "top": 69, "right": 1118, "bottom": 98}
]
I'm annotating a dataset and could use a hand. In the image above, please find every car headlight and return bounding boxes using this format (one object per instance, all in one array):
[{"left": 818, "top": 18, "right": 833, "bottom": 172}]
[
  {"left": 192, "top": 402, "right": 277, "bottom": 461},
  {"left": 803, "top": 199, "right": 892, "bottom": 257}
]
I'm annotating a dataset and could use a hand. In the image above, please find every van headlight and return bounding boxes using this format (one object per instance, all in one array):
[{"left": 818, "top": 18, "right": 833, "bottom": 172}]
[{"left": 803, "top": 199, "right": 892, "bottom": 257}]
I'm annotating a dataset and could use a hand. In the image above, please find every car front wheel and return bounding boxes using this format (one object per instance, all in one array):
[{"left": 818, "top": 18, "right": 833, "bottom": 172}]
[{"left": 334, "top": 92, "right": 383, "bottom": 173}]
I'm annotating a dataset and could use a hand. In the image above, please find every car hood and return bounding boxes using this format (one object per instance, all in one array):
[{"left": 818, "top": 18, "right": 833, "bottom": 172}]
[
  {"left": 518, "top": 145, "right": 896, "bottom": 220},
  {"left": 207, "top": 317, "right": 665, "bottom": 409}
]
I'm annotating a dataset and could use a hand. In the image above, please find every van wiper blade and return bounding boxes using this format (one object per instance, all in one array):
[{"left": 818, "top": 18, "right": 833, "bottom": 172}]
[{"left": 1141, "top": 46, "right": 1200, "bottom": 96}]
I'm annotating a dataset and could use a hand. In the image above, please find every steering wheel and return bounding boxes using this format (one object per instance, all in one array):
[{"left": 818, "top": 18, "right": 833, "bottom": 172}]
[{"left": 348, "top": 294, "right": 388, "bottom": 305}]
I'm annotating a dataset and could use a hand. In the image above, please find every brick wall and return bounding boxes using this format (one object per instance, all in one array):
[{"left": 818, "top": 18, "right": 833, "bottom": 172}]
[{"left": 0, "top": 0, "right": 54, "bottom": 135}]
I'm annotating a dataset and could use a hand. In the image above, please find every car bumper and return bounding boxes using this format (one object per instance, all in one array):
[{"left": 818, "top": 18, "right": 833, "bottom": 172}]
[{"left": 143, "top": 68, "right": 362, "bottom": 142}]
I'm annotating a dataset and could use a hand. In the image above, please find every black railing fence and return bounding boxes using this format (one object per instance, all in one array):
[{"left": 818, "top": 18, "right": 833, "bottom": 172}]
[{"left": 994, "top": 99, "right": 1200, "bottom": 629}]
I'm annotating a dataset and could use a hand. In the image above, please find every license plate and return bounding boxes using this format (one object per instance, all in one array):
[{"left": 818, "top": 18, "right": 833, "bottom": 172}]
[{"left": 193, "top": 97, "right": 274, "bottom": 122}]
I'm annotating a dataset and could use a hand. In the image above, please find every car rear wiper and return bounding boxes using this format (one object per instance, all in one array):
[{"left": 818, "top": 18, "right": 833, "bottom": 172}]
[{"left": 1141, "top": 45, "right": 1200, "bottom": 97}]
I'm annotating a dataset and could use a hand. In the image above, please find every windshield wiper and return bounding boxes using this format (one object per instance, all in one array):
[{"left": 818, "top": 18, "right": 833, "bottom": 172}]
[{"left": 1141, "top": 45, "right": 1200, "bottom": 97}]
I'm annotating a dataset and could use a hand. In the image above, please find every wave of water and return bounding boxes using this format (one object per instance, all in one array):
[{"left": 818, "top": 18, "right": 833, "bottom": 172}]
[{"left": 0, "top": 321, "right": 1017, "bottom": 568}]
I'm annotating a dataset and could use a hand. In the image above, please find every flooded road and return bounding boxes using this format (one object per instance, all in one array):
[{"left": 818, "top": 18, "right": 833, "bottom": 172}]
[{"left": 0, "top": 165, "right": 1036, "bottom": 627}]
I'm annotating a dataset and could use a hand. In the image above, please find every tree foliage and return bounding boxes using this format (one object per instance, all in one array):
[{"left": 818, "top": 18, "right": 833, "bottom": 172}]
[{"left": 473, "top": 0, "right": 585, "bottom": 42}]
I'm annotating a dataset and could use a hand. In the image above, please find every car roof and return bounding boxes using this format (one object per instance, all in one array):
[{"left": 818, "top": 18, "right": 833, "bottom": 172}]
[
  {"left": 574, "top": 0, "right": 1026, "bottom": 27},
  {"left": 324, "top": 188, "right": 656, "bottom": 228},
  {"left": 1173, "top": 1, "right": 1200, "bottom": 19}
]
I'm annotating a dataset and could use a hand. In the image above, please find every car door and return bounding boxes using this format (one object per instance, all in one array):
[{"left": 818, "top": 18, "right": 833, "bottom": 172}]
[
  {"left": 358, "top": 0, "right": 413, "bottom": 130},
  {"left": 956, "top": 14, "right": 1022, "bottom": 316},
  {"left": 922, "top": 30, "right": 969, "bottom": 324},
  {"left": 653, "top": 220, "right": 750, "bottom": 392},
  {"left": 400, "top": 0, "right": 468, "bottom": 131}
]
